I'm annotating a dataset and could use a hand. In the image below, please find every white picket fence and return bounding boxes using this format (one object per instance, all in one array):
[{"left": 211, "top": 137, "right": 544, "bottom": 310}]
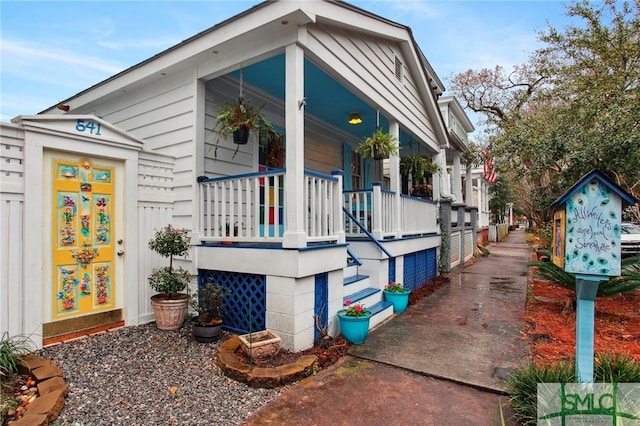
[{"left": 1, "top": 123, "right": 25, "bottom": 338}]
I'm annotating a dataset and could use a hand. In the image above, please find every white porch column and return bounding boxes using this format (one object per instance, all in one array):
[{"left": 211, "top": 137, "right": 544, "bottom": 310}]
[
  {"left": 389, "top": 119, "right": 402, "bottom": 237},
  {"left": 282, "top": 43, "right": 306, "bottom": 248},
  {"left": 436, "top": 149, "right": 450, "bottom": 199},
  {"left": 452, "top": 151, "right": 462, "bottom": 202},
  {"left": 465, "top": 163, "right": 473, "bottom": 206},
  {"left": 475, "top": 179, "right": 484, "bottom": 225}
]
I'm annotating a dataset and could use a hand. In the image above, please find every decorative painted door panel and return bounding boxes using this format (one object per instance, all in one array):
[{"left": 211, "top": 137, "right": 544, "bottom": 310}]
[{"left": 52, "top": 158, "right": 115, "bottom": 318}]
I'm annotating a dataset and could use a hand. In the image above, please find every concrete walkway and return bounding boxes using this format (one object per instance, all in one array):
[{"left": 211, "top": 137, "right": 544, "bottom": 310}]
[
  {"left": 243, "top": 230, "right": 531, "bottom": 425},
  {"left": 350, "top": 228, "right": 531, "bottom": 393}
]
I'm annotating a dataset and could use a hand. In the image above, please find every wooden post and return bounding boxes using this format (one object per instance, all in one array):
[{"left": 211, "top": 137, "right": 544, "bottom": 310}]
[{"left": 575, "top": 276, "right": 602, "bottom": 383}]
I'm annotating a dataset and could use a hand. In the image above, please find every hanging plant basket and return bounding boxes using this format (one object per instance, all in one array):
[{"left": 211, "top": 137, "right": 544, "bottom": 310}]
[
  {"left": 356, "top": 128, "right": 398, "bottom": 161},
  {"left": 233, "top": 125, "right": 250, "bottom": 145},
  {"left": 215, "top": 96, "right": 273, "bottom": 147},
  {"left": 373, "top": 147, "right": 389, "bottom": 161}
]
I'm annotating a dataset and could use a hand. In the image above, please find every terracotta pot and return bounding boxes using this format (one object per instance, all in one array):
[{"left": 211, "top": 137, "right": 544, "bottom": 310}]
[
  {"left": 150, "top": 294, "right": 188, "bottom": 331},
  {"left": 238, "top": 330, "right": 281, "bottom": 359}
]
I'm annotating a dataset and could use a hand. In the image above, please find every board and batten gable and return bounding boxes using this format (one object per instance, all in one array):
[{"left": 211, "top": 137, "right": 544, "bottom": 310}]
[{"left": 305, "top": 23, "right": 441, "bottom": 154}]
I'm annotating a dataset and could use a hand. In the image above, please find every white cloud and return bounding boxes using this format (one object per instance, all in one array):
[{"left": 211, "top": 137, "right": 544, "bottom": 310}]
[{"left": 1, "top": 39, "right": 123, "bottom": 75}]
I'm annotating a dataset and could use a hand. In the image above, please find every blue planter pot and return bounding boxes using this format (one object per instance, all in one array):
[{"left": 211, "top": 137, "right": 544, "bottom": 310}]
[
  {"left": 337, "top": 311, "right": 372, "bottom": 344},
  {"left": 384, "top": 289, "right": 410, "bottom": 313}
]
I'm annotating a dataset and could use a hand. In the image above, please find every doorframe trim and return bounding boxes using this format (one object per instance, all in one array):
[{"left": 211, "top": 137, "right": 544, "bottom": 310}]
[{"left": 20, "top": 115, "right": 143, "bottom": 348}]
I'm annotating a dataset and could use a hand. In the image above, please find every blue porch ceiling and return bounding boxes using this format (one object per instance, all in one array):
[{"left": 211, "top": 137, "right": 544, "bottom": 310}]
[{"left": 233, "top": 54, "right": 420, "bottom": 151}]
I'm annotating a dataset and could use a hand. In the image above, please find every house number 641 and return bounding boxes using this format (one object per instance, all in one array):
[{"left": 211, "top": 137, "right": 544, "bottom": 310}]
[{"left": 75, "top": 119, "right": 102, "bottom": 136}]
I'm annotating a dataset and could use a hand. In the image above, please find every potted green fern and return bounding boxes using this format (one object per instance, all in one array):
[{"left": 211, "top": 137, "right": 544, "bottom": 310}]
[
  {"left": 356, "top": 129, "right": 399, "bottom": 160},
  {"left": 214, "top": 96, "right": 274, "bottom": 145},
  {"left": 400, "top": 154, "right": 429, "bottom": 182}
]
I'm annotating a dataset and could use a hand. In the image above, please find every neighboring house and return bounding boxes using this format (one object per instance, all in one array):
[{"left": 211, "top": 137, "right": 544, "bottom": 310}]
[
  {"left": 0, "top": 0, "right": 476, "bottom": 351},
  {"left": 472, "top": 165, "right": 492, "bottom": 245}
]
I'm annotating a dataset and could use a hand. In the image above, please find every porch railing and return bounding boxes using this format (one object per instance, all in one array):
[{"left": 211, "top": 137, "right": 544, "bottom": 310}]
[
  {"left": 400, "top": 194, "right": 438, "bottom": 236},
  {"left": 198, "top": 169, "right": 342, "bottom": 244},
  {"left": 199, "top": 170, "right": 438, "bottom": 245},
  {"left": 344, "top": 186, "right": 437, "bottom": 239}
]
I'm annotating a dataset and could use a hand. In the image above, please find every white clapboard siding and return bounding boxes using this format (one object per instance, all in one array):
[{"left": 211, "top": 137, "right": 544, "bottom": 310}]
[
  {"left": 0, "top": 123, "right": 25, "bottom": 337},
  {"left": 81, "top": 68, "right": 197, "bottom": 231},
  {"left": 137, "top": 151, "right": 176, "bottom": 324}
]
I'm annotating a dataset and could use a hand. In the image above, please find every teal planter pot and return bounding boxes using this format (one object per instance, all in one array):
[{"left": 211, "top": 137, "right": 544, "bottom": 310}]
[
  {"left": 384, "top": 289, "right": 410, "bottom": 313},
  {"left": 337, "top": 311, "right": 372, "bottom": 344}
]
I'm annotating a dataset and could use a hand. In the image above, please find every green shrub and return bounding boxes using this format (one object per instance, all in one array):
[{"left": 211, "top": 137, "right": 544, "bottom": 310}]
[
  {"left": 506, "top": 360, "right": 575, "bottom": 425},
  {"left": 537, "top": 222, "right": 553, "bottom": 250},
  {"left": 594, "top": 352, "right": 640, "bottom": 383},
  {"left": 0, "top": 332, "right": 33, "bottom": 377},
  {"left": 506, "top": 354, "right": 640, "bottom": 425},
  {"left": 529, "top": 254, "right": 640, "bottom": 297}
]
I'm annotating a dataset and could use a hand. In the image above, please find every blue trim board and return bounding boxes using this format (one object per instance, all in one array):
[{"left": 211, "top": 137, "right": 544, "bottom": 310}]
[
  {"left": 343, "top": 287, "right": 380, "bottom": 304},
  {"left": 343, "top": 274, "right": 369, "bottom": 286},
  {"left": 367, "top": 301, "right": 393, "bottom": 316}
]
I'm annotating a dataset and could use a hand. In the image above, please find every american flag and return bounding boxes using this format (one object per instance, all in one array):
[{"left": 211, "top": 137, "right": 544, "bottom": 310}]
[{"left": 482, "top": 144, "right": 497, "bottom": 184}]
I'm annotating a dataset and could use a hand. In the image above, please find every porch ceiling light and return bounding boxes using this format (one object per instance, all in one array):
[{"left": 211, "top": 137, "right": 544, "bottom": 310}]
[{"left": 348, "top": 112, "right": 362, "bottom": 125}]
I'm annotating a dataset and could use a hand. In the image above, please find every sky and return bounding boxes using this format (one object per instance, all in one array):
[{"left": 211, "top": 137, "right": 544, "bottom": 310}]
[{"left": 0, "top": 0, "right": 576, "bottom": 124}]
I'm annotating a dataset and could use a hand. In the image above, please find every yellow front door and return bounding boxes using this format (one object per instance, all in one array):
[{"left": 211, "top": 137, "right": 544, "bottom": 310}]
[{"left": 52, "top": 158, "right": 115, "bottom": 318}]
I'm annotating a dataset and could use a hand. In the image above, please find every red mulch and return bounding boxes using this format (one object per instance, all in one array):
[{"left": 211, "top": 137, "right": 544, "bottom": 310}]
[
  {"left": 409, "top": 275, "right": 450, "bottom": 305},
  {"left": 524, "top": 277, "right": 640, "bottom": 364}
]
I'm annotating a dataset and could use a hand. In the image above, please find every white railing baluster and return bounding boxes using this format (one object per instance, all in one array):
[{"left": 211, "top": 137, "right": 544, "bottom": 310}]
[{"left": 199, "top": 170, "right": 340, "bottom": 244}]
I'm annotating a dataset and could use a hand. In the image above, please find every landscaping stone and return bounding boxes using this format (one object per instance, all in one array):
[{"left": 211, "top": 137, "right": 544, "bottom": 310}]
[
  {"left": 37, "top": 376, "right": 68, "bottom": 396},
  {"left": 31, "top": 363, "right": 63, "bottom": 381},
  {"left": 11, "top": 413, "right": 49, "bottom": 426}
]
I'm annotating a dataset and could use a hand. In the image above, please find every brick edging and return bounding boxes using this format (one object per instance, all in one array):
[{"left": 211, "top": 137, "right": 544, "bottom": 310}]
[
  {"left": 217, "top": 336, "right": 317, "bottom": 388},
  {"left": 14, "top": 354, "right": 67, "bottom": 426}
]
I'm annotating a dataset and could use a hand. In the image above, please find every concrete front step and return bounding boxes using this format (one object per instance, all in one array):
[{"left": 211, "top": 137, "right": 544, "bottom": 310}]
[
  {"left": 343, "top": 273, "right": 369, "bottom": 292},
  {"left": 367, "top": 300, "right": 394, "bottom": 329}
]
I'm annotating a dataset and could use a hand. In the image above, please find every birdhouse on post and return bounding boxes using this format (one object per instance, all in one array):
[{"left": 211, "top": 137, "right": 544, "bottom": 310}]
[{"left": 551, "top": 170, "right": 635, "bottom": 382}]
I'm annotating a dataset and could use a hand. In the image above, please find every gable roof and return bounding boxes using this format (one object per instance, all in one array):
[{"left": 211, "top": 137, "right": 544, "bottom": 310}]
[
  {"left": 552, "top": 169, "right": 636, "bottom": 208},
  {"left": 41, "top": 0, "right": 445, "bottom": 115}
]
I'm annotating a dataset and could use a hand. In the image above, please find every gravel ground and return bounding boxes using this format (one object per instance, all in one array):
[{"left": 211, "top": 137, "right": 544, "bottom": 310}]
[{"left": 38, "top": 323, "right": 281, "bottom": 426}]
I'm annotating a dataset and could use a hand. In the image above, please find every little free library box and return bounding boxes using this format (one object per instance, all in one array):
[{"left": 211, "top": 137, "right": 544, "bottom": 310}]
[
  {"left": 551, "top": 170, "right": 635, "bottom": 276},
  {"left": 550, "top": 169, "right": 636, "bottom": 382}
]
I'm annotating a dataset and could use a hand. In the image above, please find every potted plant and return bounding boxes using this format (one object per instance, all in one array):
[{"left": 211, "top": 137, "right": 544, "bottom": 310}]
[
  {"left": 383, "top": 281, "right": 411, "bottom": 313},
  {"left": 410, "top": 183, "right": 433, "bottom": 198},
  {"left": 190, "top": 282, "right": 228, "bottom": 342},
  {"left": 148, "top": 225, "right": 191, "bottom": 331},
  {"left": 400, "top": 154, "right": 429, "bottom": 183},
  {"left": 356, "top": 128, "right": 399, "bottom": 160},
  {"left": 214, "top": 96, "right": 274, "bottom": 145},
  {"left": 238, "top": 330, "right": 282, "bottom": 360},
  {"left": 336, "top": 300, "right": 372, "bottom": 344}
]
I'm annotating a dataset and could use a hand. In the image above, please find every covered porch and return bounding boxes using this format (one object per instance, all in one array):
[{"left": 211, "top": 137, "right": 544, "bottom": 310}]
[{"left": 195, "top": 168, "right": 439, "bottom": 246}]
